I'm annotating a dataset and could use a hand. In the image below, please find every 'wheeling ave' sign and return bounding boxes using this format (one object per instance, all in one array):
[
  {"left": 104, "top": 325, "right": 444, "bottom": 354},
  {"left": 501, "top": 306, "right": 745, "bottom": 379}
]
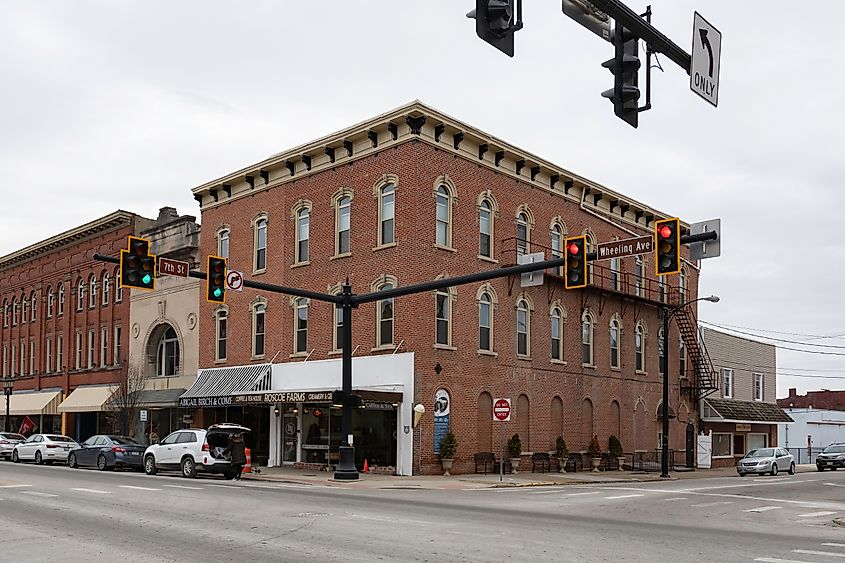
[{"left": 597, "top": 235, "right": 653, "bottom": 260}]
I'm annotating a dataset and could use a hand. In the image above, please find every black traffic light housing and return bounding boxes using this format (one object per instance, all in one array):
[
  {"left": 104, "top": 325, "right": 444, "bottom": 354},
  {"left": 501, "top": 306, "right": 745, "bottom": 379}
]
[
  {"left": 206, "top": 255, "right": 227, "bottom": 304},
  {"left": 655, "top": 217, "right": 680, "bottom": 275},
  {"left": 332, "top": 390, "right": 362, "bottom": 408},
  {"left": 564, "top": 235, "right": 588, "bottom": 289},
  {"left": 601, "top": 24, "right": 641, "bottom": 128},
  {"left": 467, "top": 0, "right": 523, "bottom": 57},
  {"left": 119, "top": 236, "right": 156, "bottom": 291}
]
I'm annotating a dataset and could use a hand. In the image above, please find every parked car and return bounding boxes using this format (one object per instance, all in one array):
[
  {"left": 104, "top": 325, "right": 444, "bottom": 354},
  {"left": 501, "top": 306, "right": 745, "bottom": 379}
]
[
  {"left": 737, "top": 447, "right": 795, "bottom": 477},
  {"left": 12, "top": 434, "right": 79, "bottom": 465},
  {"left": 0, "top": 432, "right": 26, "bottom": 460},
  {"left": 68, "top": 435, "right": 146, "bottom": 471},
  {"left": 143, "top": 423, "right": 250, "bottom": 479},
  {"left": 816, "top": 444, "right": 845, "bottom": 471}
]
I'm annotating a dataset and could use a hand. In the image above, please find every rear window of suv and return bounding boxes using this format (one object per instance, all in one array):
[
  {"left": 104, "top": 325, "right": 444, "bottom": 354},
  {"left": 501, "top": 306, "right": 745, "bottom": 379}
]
[
  {"left": 46, "top": 435, "right": 75, "bottom": 442},
  {"left": 823, "top": 445, "right": 845, "bottom": 454}
]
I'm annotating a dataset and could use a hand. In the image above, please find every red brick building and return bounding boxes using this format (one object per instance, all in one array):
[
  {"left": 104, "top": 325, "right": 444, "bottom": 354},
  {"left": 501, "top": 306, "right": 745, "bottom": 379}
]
[
  {"left": 189, "top": 102, "right": 713, "bottom": 475},
  {"left": 779, "top": 388, "right": 845, "bottom": 411},
  {"left": 1, "top": 210, "right": 154, "bottom": 441}
]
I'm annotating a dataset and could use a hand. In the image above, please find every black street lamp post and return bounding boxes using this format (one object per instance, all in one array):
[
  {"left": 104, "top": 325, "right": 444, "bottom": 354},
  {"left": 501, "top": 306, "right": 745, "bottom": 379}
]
[
  {"left": 661, "top": 294, "right": 719, "bottom": 478},
  {"left": 2, "top": 376, "right": 13, "bottom": 434}
]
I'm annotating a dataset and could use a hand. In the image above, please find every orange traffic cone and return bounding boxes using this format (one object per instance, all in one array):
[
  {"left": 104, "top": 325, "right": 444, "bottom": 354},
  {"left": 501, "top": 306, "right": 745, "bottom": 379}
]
[
  {"left": 363, "top": 458, "right": 369, "bottom": 473},
  {"left": 243, "top": 447, "right": 252, "bottom": 474}
]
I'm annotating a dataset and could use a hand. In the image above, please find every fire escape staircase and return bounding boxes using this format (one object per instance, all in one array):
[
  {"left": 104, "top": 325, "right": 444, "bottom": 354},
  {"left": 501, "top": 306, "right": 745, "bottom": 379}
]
[{"left": 673, "top": 305, "right": 719, "bottom": 403}]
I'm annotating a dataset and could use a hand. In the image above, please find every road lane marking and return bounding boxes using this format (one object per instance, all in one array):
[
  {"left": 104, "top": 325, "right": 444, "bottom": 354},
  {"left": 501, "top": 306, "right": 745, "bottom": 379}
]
[
  {"left": 798, "top": 511, "right": 836, "bottom": 518},
  {"left": 71, "top": 488, "right": 111, "bottom": 494},
  {"left": 822, "top": 543, "right": 845, "bottom": 548},
  {"left": 163, "top": 485, "right": 203, "bottom": 490},
  {"left": 21, "top": 491, "right": 59, "bottom": 498},
  {"left": 563, "top": 492, "right": 599, "bottom": 496},
  {"left": 603, "top": 494, "right": 644, "bottom": 500},
  {"left": 690, "top": 501, "right": 733, "bottom": 508},
  {"left": 792, "top": 550, "right": 845, "bottom": 559},
  {"left": 754, "top": 558, "right": 816, "bottom": 563},
  {"left": 744, "top": 506, "right": 781, "bottom": 513},
  {"left": 662, "top": 497, "right": 688, "bottom": 501},
  {"left": 119, "top": 485, "right": 161, "bottom": 491},
  {"left": 825, "top": 482, "right": 845, "bottom": 488},
  {"left": 0, "top": 484, "right": 31, "bottom": 488}
]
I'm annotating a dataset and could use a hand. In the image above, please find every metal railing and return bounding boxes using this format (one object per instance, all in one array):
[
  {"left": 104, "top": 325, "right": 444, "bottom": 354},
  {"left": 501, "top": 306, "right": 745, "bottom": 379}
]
[{"left": 784, "top": 448, "right": 821, "bottom": 465}]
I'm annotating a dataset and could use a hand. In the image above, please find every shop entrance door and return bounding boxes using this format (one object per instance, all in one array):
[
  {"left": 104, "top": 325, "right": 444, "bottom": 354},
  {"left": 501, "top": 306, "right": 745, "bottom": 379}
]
[{"left": 282, "top": 413, "right": 298, "bottom": 464}]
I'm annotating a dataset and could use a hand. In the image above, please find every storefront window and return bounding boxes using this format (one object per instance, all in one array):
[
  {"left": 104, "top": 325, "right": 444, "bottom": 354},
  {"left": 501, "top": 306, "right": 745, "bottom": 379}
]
[
  {"left": 302, "top": 405, "right": 329, "bottom": 464},
  {"left": 713, "top": 433, "right": 732, "bottom": 457}
]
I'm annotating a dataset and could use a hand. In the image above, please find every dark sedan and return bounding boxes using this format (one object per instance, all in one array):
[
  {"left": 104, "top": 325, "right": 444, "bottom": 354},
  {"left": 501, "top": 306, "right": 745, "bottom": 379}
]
[{"left": 69, "top": 435, "right": 146, "bottom": 471}]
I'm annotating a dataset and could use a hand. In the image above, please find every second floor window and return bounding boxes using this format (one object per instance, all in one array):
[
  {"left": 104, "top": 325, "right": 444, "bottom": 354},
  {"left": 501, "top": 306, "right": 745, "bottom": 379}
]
[
  {"left": 218, "top": 229, "right": 230, "bottom": 260},
  {"left": 2, "top": 301, "right": 7, "bottom": 327},
  {"left": 609, "top": 318, "right": 620, "bottom": 369},
  {"left": 89, "top": 276, "right": 97, "bottom": 308},
  {"left": 435, "top": 186, "right": 451, "bottom": 247},
  {"left": 609, "top": 258, "right": 620, "bottom": 291},
  {"left": 56, "top": 334, "right": 63, "bottom": 371},
  {"left": 21, "top": 296, "right": 28, "bottom": 324},
  {"left": 516, "top": 299, "right": 530, "bottom": 357},
  {"left": 75, "top": 332, "right": 83, "bottom": 370},
  {"left": 296, "top": 209, "right": 309, "bottom": 263},
  {"left": 114, "top": 270, "right": 122, "bottom": 303},
  {"left": 253, "top": 304, "right": 266, "bottom": 358},
  {"left": 550, "top": 224, "right": 563, "bottom": 276},
  {"left": 635, "top": 256, "right": 644, "bottom": 297},
  {"left": 216, "top": 312, "right": 227, "bottom": 362},
  {"left": 516, "top": 212, "right": 529, "bottom": 256},
  {"left": 87, "top": 329, "right": 95, "bottom": 368},
  {"left": 255, "top": 218, "right": 267, "bottom": 271},
  {"left": 479, "top": 292, "right": 492, "bottom": 352},
  {"left": 377, "top": 284, "right": 394, "bottom": 347},
  {"left": 551, "top": 307, "right": 563, "bottom": 361},
  {"left": 76, "top": 279, "right": 85, "bottom": 311},
  {"left": 12, "top": 299, "right": 18, "bottom": 325},
  {"left": 294, "top": 298, "right": 308, "bottom": 354},
  {"left": 336, "top": 196, "right": 351, "bottom": 255},
  {"left": 582, "top": 312, "right": 594, "bottom": 365},
  {"left": 635, "top": 323, "right": 645, "bottom": 372},
  {"left": 334, "top": 303, "right": 344, "bottom": 351},
  {"left": 435, "top": 289, "right": 451, "bottom": 346},
  {"left": 102, "top": 274, "right": 110, "bottom": 306},
  {"left": 114, "top": 325, "right": 121, "bottom": 366},
  {"left": 30, "top": 292, "right": 36, "bottom": 322},
  {"left": 157, "top": 327, "right": 179, "bottom": 376},
  {"left": 47, "top": 288, "right": 54, "bottom": 318},
  {"left": 722, "top": 367, "right": 733, "bottom": 398},
  {"left": 380, "top": 183, "right": 395, "bottom": 245},
  {"left": 679, "top": 339, "right": 687, "bottom": 380},
  {"left": 100, "top": 327, "right": 108, "bottom": 367},
  {"left": 45, "top": 337, "right": 53, "bottom": 373},
  {"left": 479, "top": 199, "right": 493, "bottom": 258}
]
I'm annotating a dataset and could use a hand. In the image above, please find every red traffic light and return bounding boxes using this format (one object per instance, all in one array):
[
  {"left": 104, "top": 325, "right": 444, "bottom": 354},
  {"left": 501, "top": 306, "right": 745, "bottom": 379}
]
[
  {"left": 568, "top": 242, "right": 580, "bottom": 255},
  {"left": 658, "top": 225, "right": 673, "bottom": 239}
]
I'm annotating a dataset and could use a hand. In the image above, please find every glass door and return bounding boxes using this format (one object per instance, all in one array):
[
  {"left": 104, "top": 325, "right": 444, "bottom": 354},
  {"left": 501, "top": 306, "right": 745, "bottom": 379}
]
[{"left": 282, "top": 412, "right": 298, "bottom": 464}]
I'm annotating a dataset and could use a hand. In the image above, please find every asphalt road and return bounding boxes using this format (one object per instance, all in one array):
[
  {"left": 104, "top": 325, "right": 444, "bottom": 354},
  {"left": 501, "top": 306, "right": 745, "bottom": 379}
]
[{"left": 1, "top": 462, "right": 843, "bottom": 562}]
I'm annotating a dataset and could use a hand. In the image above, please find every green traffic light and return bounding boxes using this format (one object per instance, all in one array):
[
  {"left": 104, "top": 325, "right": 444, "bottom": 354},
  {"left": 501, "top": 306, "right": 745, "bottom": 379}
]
[
  {"left": 142, "top": 274, "right": 152, "bottom": 285},
  {"left": 213, "top": 288, "right": 222, "bottom": 298}
]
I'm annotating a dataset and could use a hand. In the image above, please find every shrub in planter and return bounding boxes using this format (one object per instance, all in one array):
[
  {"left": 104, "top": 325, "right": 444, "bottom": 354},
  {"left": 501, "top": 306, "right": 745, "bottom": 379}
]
[
  {"left": 439, "top": 431, "right": 458, "bottom": 476},
  {"left": 507, "top": 434, "right": 522, "bottom": 473},
  {"left": 555, "top": 436, "right": 569, "bottom": 473},
  {"left": 588, "top": 435, "right": 602, "bottom": 472},
  {"left": 608, "top": 435, "right": 623, "bottom": 457}
]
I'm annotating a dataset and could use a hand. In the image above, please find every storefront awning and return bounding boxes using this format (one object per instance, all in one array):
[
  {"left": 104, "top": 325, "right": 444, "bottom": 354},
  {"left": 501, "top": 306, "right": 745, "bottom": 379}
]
[
  {"left": 7, "top": 390, "right": 63, "bottom": 416},
  {"left": 179, "top": 364, "right": 272, "bottom": 407},
  {"left": 58, "top": 385, "right": 117, "bottom": 413},
  {"left": 702, "top": 398, "right": 794, "bottom": 424},
  {"left": 133, "top": 388, "right": 187, "bottom": 408}
]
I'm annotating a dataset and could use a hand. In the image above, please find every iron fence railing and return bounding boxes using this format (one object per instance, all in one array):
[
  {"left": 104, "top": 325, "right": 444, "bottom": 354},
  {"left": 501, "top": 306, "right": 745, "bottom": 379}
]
[{"left": 784, "top": 448, "right": 821, "bottom": 465}]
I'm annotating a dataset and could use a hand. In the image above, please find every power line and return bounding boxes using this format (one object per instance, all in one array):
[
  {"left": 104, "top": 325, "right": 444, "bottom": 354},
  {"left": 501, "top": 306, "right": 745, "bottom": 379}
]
[
  {"left": 700, "top": 321, "right": 845, "bottom": 340},
  {"left": 701, "top": 320, "right": 845, "bottom": 350}
]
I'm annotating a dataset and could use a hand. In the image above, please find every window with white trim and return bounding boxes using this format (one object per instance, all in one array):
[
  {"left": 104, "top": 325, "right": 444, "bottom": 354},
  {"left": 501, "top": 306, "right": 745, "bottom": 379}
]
[
  {"left": 19, "top": 340, "right": 25, "bottom": 375},
  {"left": 584, "top": 231, "right": 596, "bottom": 284},
  {"left": 377, "top": 283, "right": 394, "bottom": 347},
  {"left": 10, "top": 343, "right": 16, "bottom": 376},
  {"left": 215, "top": 312, "right": 227, "bottom": 362},
  {"left": 550, "top": 223, "right": 563, "bottom": 276},
  {"left": 218, "top": 228, "right": 230, "bottom": 260},
  {"left": 12, "top": 298, "right": 18, "bottom": 326},
  {"left": 435, "top": 289, "right": 451, "bottom": 346},
  {"left": 516, "top": 298, "right": 530, "bottom": 357},
  {"left": 156, "top": 326, "right": 180, "bottom": 376},
  {"left": 722, "top": 368, "right": 733, "bottom": 399},
  {"left": 679, "top": 338, "right": 687, "bottom": 378},
  {"left": 2, "top": 300, "right": 8, "bottom": 327},
  {"left": 479, "top": 291, "right": 493, "bottom": 352},
  {"left": 479, "top": 199, "right": 493, "bottom": 259},
  {"left": 21, "top": 295, "right": 28, "bottom": 323},
  {"left": 254, "top": 216, "right": 268, "bottom": 272},
  {"left": 45, "top": 337, "right": 52, "bottom": 374},
  {"left": 333, "top": 300, "right": 343, "bottom": 352},
  {"left": 100, "top": 327, "right": 108, "bottom": 367},
  {"left": 551, "top": 306, "right": 563, "bottom": 361},
  {"left": 635, "top": 256, "right": 644, "bottom": 297},
  {"left": 582, "top": 310, "right": 594, "bottom": 365},
  {"left": 712, "top": 433, "right": 733, "bottom": 458},
  {"left": 609, "top": 257, "right": 620, "bottom": 291},
  {"left": 47, "top": 288, "right": 54, "bottom": 318},
  {"left": 113, "top": 270, "right": 122, "bottom": 303},
  {"left": 435, "top": 185, "right": 451, "bottom": 247},
  {"left": 679, "top": 267, "right": 688, "bottom": 304},
  {"left": 29, "top": 338, "right": 35, "bottom": 375},
  {"left": 87, "top": 328, "right": 95, "bottom": 368},
  {"left": 56, "top": 333, "right": 63, "bottom": 372},
  {"left": 76, "top": 279, "right": 84, "bottom": 311},
  {"left": 89, "top": 275, "right": 97, "bottom": 309},
  {"left": 635, "top": 322, "right": 646, "bottom": 372},
  {"left": 379, "top": 183, "right": 395, "bottom": 246},
  {"left": 516, "top": 212, "right": 529, "bottom": 257},
  {"left": 336, "top": 195, "right": 351, "bottom": 255},
  {"left": 2, "top": 344, "right": 8, "bottom": 376},
  {"left": 113, "top": 325, "right": 121, "bottom": 366},
  {"left": 253, "top": 303, "right": 266, "bottom": 358},
  {"left": 30, "top": 292, "right": 36, "bottom": 322},
  {"left": 102, "top": 273, "right": 110, "bottom": 306},
  {"left": 609, "top": 317, "right": 620, "bottom": 369},
  {"left": 75, "top": 332, "right": 82, "bottom": 370},
  {"left": 754, "top": 372, "right": 763, "bottom": 401},
  {"left": 658, "top": 277, "right": 667, "bottom": 303},
  {"left": 295, "top": 208, "right": 309, "bottom": 263},
  {"left": 294, "top": 298, "right": 308, "bottom": 354}
]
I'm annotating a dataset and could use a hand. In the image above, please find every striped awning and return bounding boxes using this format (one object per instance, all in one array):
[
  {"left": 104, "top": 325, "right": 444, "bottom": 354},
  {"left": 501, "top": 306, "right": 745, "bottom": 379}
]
[
  {"left": 180, "top": 364, "right": 272, "bottom": 400},
  {"left": 7, "top": 390, "right": 63, "bottom": 416}
]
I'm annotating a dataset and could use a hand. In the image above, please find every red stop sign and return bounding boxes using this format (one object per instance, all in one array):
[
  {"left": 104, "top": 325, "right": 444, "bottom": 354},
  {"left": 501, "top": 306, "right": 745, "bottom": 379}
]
[{"left": 493, "top": 398, "right": 511, "bottom": 422}]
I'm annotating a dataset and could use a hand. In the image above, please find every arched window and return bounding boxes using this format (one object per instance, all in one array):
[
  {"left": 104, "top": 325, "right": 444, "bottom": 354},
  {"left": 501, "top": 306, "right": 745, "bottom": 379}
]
[
  {"left": 479, "top": 199, "right": 493, "bottom": 259},
  {"left": 609, "top": 317, "right": 620, "bottom": 369},
  {"left": 156, "top": 326, "right": 180, "bottom": 376},
  {"left": 435, "top": 288, "right": 452, "bottom": 346},
  {"left": 21, "top": 294, "right": 28, "bottom": 324},
  {"left": 252, "top": 303, "right": 266, "bottom": 358},
  {"left": 215, "top": 310, "right": 228, "bottom": 362},
  {"left": 435, "top": 185, "right": 451, "bottom": 247},
  {"left": 295, "top": 208, "right": 309, "bottom": 264},
  {"left": 550, "top": 223, "right": 563, "bottom": 276},
  {"left": 379, "top": 183, "right": 395, "bottom": 246},
  {"left": 635, "top": 322, "right": 646, "bottom": 372},
  {"left": 58, "top": 284, "right": 65, "bottom": 314},
  {"left": 218, "top": 228, "right": 230, "bottom": 260},
  {"left": 516, "top": 298, "right": 530, "bottom": 356},
  {"left": 336, "top": 195, "right": 351, "bottom": 255},
  {"left": 102, "top": 273, "right": 110, "bottom": 306},
  {"left": 30, "top": 292, "right": 36, "bottom": 322},
  {"left": 584, "top": 231, "right": 596, "bottom": 283},
  {"left": 479, "top": 291, "right": 493, "bottom": 352},
  {"left": 609, "top": 257, "right": 620, "bottom": 291},
  {"left": 254, "top": 216, "right": 268, "bottom": 272},
  {"left": 377, "top": 283, "right": 394, "bottom": 347},
  {"left": 582, "top": 310, "right": 594, "bottom": 365},
  {"left": 89, "top": 275, "right": 97, "bottom": 308},
  {"left": 76, "top": 278, "right": 85, "bottom": 311},
  {"left": 679, "top": 267, "right": 688, "bottom": 304},
  {"left": 294, "top": 298, "right": 308, "bottom": 354},
  {"left": 551, "top": 306, "right": 563, "bottom": 361},
  {"left": 516, "top": 212, "right": 529, "bottom": 256},
  {"left": 12, "top": 298, "right": 18, "bottom": 326},
  {"left": 634, "top": 256, "right": 644, "bottom": 297},
  {"left": 658, "top": 327, "right": 665, "bottom": 376}
]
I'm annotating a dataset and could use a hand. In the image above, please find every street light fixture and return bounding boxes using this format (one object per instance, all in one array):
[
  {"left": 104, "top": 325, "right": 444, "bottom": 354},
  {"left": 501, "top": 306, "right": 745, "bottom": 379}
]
[
  {"left": 660, "top": 294, "right": 719, "bottom": 478},
  {"left": 2, "top": 376, "right": 13, "bottom": 434}
]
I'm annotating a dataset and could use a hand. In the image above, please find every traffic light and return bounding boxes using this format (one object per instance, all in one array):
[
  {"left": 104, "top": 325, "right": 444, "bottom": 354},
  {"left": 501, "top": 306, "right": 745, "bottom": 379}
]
[
  {"left": 466, "top": 0, "right": 522, "bottom": 57},
  {"left": 332, "top": 390, "right": 362, "bottom": 408},
  {"left": 564, "top": 235, "right": 587, "bottom": 289},
  {"left": 119, "top": 236, "right": 156, "bottom": 291},
  {"left": 601, "top": 24, "right": 641, "bottom": 128},
  {"left": 655, "top": 218, "right": 680, "bottom": 275},
  {"left": 206, "top": 256, "right": 227, "bottom": 304}
]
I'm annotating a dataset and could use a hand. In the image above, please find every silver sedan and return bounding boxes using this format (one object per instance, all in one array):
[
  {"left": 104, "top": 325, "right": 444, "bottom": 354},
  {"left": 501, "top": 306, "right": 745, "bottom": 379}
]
[{"left": 737, "top": 447, "right": 795, "bottom": 477}]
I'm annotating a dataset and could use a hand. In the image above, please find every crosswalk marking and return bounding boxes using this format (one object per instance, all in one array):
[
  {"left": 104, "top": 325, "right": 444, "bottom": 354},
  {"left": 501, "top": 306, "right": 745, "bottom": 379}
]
[
  {"left": 798, "top": 511, "right": 836, "bottom": 518},
  {"left": 164, "top": 485, "right": 203, "bottom": 490},
  {"left": 754, "top": 558, "right": 815, "bottom": 563},
  {"left": 824, "top": 482, "right": 845, "bottom": 488},
  {"left": 823, "top": 543, "right": 845, "bottom": 548},
  {"left": 691, "top": 501, "right": 733, "bottom": 508},
  {"left": 119, "top": 485, "right": 161, "bottom": 491},
  {"left": 563, "top": 491, "right": 599, "bottom": 497},
  {"left": 0, "top": 484, "right": 31, "bottom": 488},
  {"left": 603, "top": 494, "right": 644, "bottom": 500},
  {"left": 744, "top": 506, "right": 781, "bottom": 513},
  {"left": 792, "top": 549, "right": 845, "bottom": 559},
  {"left": 71, "top": 488, "right": 111, "bottom": 494},
  {"left": 662, "top": 497, "right": 689, "bottom": 501},
  {"left": 21, "top": 491, "right": 58, "bottom": 498}
]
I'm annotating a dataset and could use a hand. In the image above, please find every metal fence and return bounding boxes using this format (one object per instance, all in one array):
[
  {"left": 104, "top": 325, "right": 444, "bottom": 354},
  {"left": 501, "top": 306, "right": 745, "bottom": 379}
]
[{"left": 784, "top": 448, "right": 820, "bottom": 465}]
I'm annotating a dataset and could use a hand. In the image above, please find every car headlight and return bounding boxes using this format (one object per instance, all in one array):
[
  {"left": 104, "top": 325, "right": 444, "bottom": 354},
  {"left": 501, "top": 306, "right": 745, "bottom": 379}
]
[
  {"left": 758, "top": 461, "right": 768, "bottom": 465},
  {"left": 837, "top": 454, "right": 845, "bottom": 461}
]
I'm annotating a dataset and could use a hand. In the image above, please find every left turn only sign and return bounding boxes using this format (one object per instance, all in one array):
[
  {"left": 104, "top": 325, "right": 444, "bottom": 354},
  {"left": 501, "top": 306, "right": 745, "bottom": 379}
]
[
  {"left": 225, "top": 270, "right": 244, "bottom": 292},
  {"left": 690, "top": 11, "right": 722, "bottom": 107}
]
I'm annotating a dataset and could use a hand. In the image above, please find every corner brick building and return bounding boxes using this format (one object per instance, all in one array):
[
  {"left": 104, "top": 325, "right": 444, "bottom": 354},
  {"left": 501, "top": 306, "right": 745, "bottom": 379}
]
[{"left": 187, "top": 101, "right": 714, "bottom": 475}]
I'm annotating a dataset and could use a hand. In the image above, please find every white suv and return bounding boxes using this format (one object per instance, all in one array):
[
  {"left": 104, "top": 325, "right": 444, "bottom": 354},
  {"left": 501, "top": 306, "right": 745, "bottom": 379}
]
[{"left": 143, "top": 424, "right": 250, "bottom": 479}]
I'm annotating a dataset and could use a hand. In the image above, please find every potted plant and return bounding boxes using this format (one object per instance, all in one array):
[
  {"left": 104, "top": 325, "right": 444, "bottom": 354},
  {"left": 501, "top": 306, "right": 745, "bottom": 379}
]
[
  {"left": 555, "top": 436, "right": 569, "bottom": 473},
  {"left": 608, "top": 435, "right": 625, "bottom": 471},
  {"left": 588, "top": 435, "right": 603, "bottom": 472},
  {"left": 439, "top": 431, "right": 457, "bottom": 476},
  {"left": 507, "top": 433, "right": 522, "bottom": 473}
]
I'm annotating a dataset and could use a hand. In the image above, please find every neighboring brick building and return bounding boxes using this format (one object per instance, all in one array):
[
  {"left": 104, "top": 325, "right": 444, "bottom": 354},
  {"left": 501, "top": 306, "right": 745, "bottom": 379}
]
[
  {"left": 186, "top": 101, "right": 712, "bottom": 475},
  {"left": 778, "top": 388, "right": 845, "bottom": 411},
  {"left": 0, "top": 210, "right": 155, "bottom": 441},
  {"left": 699, "top": 327, "right": 792, "bottom": 468}
]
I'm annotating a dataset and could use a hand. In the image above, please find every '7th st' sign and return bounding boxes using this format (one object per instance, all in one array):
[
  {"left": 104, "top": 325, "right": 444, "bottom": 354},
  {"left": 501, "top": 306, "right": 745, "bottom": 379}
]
[{"left": 596, "top": 235, "right": 653, "bottom": 261}]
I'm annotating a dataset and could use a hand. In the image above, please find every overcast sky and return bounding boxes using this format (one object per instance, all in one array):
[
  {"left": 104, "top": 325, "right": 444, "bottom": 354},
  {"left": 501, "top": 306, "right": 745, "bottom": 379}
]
[{"left": 1, "top": 1, "right": 842, "bottom": 397}]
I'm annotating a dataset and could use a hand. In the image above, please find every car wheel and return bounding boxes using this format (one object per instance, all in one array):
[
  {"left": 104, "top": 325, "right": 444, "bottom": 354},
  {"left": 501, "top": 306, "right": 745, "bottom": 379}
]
[
  {"left": 788, "top": 462, "right": 795, "bottom": 475},
  {"left": 35, "top": 451, "right": 43, "bottom": 465},
  {"left": 770, "top": 463, "right": 778, "bottom": 476},
  {"left": 144, "top": 455, "right": 157, "bottom": 475},
  {"left": 738, "top": 473, "right": 746, "bottom": 477},
  {"left": 97, "top": 454, "right": 110, "bottom": 471},
  {"left": 12, "top": 450, "right": 19, "bottom": 463},
  {"left": 817, "top": 466, "right": 825, "bottom": 472},
  {"left": 181, "top": 457, "right": 197, "bottom": 478},
  {"left": 68, "top": 453, "right": 78, "bottom": 469}
]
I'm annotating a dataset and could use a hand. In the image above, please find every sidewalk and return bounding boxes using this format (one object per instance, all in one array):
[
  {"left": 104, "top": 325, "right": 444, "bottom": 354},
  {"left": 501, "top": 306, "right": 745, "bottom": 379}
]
[{"left": 240, "top": 464, "right": 818, "bottom": 490}]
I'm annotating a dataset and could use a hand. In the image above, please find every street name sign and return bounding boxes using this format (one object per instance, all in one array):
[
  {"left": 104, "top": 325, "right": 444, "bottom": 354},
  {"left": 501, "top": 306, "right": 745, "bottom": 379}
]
[
  {"left": 597, "top": 235, "right": 653, "bottom": 260},
  {"left": 493, "top": 398, "right": 512, "bottom": 422},
  {"left": 690, "top": 12, "right": 722, "bottom": 107},
  {"left": 225, "top": 270, "right": 244, "bottom": 292},
  {"left": 518, "top": 252, "right": 545, "bottom": 287},
  {"left": 159, "top": 257, "right": 189, "bottom": 277}
]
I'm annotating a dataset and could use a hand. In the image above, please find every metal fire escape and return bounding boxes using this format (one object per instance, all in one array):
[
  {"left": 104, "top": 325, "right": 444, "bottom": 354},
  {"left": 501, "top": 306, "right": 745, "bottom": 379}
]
[{"left": 672, "top": 304, "right": 719, "bottom": 402}]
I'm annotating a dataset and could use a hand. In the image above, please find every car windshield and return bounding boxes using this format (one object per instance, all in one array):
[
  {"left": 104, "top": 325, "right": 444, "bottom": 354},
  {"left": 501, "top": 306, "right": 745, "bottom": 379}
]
[
  {"left": 823, "top": 445, "right": 845, "bottom": 454},
  {"left": 46, "top": 435, "right": 75, "bottom": 443},
  {"left": 746, "top": 448, "right": 775, "bottom": 458},
  {"left": 109, "top": 436, "right": 141, "bottom": 446}
]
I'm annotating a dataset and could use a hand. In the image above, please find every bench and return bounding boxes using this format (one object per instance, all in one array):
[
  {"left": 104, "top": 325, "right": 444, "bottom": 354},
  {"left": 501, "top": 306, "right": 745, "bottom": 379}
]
[
  {"left": 531, "top": 452, "right": 551, "bottom": 473},
  {"left": 474, "top": 452, "right": 511, "bottom": 474}
]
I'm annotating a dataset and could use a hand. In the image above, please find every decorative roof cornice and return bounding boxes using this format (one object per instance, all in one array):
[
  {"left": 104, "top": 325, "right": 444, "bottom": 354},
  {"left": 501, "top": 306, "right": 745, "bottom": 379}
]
[
  {"left": 0, "top": 210, "right": 136, "bottom": 270},
  {"left": 191, "top": 100, "right": 684, "bottom": 233}
]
